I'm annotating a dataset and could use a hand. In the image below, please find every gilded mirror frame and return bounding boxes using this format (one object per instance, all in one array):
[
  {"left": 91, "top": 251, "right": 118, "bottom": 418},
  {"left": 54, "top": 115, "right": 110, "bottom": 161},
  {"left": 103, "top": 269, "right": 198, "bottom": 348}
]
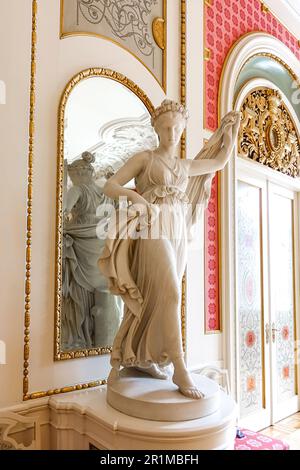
[{"left": 55, "top": 67, "right": 155, "bottom": 360}]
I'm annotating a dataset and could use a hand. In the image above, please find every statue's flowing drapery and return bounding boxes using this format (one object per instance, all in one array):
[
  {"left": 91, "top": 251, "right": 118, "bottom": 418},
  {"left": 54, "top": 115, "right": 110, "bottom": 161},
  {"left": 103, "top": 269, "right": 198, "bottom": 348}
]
[
  {"left": 62, "top": 183, "right": 121, "bottom": 350},
  {"left": 98, "top": 114, "right": 237, "bottom": 368}
]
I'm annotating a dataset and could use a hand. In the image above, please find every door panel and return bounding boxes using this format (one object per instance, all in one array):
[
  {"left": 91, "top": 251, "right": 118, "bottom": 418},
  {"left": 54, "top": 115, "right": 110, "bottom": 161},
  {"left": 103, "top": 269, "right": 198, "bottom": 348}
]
[
  {"left": 236, "top": 176, "right": 299, "bottom": 429},
  {"left": 269, "top": 185, "right": 298, "bottom": 422},
  {"left": 237, "top": 180, "right": 269, "bottom": 427}
]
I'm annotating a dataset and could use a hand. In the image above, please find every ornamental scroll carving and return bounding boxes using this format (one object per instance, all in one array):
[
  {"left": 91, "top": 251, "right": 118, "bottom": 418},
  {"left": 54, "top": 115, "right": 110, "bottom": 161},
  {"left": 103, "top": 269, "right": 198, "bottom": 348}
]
[
  {"left": 61, "top": 0, "right": 166, "bottom": 89},
  {"left": 238, "top": 88, "right": 300, "bottom": 178}
]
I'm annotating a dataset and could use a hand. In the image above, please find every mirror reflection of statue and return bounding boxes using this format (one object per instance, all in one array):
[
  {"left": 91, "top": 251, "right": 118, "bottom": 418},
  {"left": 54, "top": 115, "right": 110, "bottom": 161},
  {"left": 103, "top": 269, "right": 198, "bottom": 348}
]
[{"left": 61, "top": 151, "right": 123, "bottom": 351}]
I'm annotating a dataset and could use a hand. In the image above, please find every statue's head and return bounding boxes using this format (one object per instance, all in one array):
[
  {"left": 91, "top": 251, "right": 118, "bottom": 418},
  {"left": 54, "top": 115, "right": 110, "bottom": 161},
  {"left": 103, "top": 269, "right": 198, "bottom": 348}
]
[
  {"left": 151, "top": 99, "right": 188, "bottom": 147},
  {"left": 67, "top": 151, "right": 96, "bottom": 185}
]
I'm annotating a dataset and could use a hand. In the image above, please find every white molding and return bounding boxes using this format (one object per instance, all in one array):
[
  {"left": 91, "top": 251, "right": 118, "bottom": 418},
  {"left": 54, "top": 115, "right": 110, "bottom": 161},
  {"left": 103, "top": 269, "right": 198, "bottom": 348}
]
[
  {"left": 237, "top": 158, "right": 300, "bottom": 191},
  {"left": 295, "top": 192, "right": 300, "bottom": 409},
  {"left": 189, "top": 361, "right": 224, "bottom": 373},
  {"left": 203, "top": 128, "right": 213, "bottom": 141},
  {"left": 219, "top": 31, "right": 300, "bottom": 116},
  {"left": 264, "top": 0, "right": 300, "bottom": 40},
  {"left": 0, "top": 399, "right": 50, "bottom": 450},
  {"left": 0, "top": 380, "right": 237, "bottom": 450},
  {"left": 219, "top": 31, "right": 300, "bottom": 402},
  {"left": 48, "top": 387, "right": 237, "bottom": 450},
  {"left": 0, "top": 397, "right": 49, "bottom": 414},
  {"left": 0, "top": 386, "right": 237, "bottom": 450}
]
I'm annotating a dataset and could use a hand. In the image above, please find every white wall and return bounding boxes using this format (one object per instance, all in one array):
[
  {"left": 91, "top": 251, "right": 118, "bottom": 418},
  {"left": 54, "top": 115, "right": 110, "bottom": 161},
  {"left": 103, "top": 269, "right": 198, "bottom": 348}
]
[
  {"left": 29, "top": 0, "right": 169, "bottom": 394},
  {"left": 0, "top": 0, "right": 227, "bottom": 409},
  {"left": 265, "top": 0, "right": 300, "bottom": 38},
  {"left": 185, "top": 0, "right": 223, "bottom": 370},
  {"left": 0, "top": 0, "right": 32, "bottom": 407}
]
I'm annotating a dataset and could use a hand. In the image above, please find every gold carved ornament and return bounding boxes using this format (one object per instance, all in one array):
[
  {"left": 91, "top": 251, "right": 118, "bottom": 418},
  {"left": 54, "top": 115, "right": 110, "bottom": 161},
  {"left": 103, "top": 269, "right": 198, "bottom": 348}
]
[
  {"left": 238, "top": 88, "right": 300, "bottom": 178},
  {"left": 152, "top": 17, "right": 165, "bottom": 50}
]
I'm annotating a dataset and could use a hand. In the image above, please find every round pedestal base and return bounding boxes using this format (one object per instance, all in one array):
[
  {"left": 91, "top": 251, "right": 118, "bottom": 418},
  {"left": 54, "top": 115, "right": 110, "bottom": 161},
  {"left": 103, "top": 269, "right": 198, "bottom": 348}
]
[{"left": 107, "top": 369, "right": 220, "bottom": 422}]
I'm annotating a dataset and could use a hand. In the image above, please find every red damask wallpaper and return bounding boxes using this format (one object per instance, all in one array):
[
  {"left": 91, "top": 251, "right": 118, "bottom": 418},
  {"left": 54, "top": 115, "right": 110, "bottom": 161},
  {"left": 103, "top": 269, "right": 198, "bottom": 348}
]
[
  {"left": 204, "top": 0, "right": 300, "bottom": 131},
  {"left": 204, "top": 174, "right": 220, "bottom": 332},
  {"left": 204, "top": 0, "right": 300, "bottom": 332}
]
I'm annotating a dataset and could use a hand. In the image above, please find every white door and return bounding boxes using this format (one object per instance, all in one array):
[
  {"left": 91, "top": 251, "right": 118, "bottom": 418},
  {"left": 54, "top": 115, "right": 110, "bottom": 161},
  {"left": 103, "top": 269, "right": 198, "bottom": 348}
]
[
  {"left": 268, "top": 183, "right": 299, "bottom": 424},
  {"left": 236, "top": 173, "right": 299, "bottom": 429}
]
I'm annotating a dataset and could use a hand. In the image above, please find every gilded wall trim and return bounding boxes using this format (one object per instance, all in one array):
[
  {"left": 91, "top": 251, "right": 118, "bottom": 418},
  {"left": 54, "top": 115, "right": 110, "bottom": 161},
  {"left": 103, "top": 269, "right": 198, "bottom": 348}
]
[
  {"left": 23, "top": 0, "right": 38, "bottom": 401},
  {"left": 24, "top": 379, "right": 107, "bottom": 401},
  {"left": 180, "top": 0, "right": 186, "bottom": 160},
  {"left": 180, "top": 0, "right": 187, "bottom": 351}
]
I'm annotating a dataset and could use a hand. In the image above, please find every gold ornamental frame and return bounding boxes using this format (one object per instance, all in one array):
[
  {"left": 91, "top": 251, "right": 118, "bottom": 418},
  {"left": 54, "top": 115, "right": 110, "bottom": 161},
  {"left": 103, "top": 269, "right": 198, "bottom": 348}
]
[
  {"left": 60, "top": 0, "right": 167, "bottom": 92},
  {"left": 23, "top": 0, "right": 38, "bottom": 401},
  {"left": 180, "top": 0, "right": 187, "bottom": 351},
  {"left": 23, "top": 1, "right": 188, "bottom": 399},
  {"left": 55, "top": 67, "right": 155, "bottom": 361}
]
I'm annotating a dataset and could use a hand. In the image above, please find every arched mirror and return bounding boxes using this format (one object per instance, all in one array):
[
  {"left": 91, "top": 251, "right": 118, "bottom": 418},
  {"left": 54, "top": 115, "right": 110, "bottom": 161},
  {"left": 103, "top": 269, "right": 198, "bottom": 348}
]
[{"left": 55, "top": 68, "right": 156, "bottom": 360}]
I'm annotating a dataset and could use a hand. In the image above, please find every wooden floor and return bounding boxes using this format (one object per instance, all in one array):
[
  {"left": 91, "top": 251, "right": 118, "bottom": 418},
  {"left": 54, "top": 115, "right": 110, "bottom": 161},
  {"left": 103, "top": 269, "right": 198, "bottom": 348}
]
[{"left": 261, "top": 412, "right": 300, "bottom": 450}]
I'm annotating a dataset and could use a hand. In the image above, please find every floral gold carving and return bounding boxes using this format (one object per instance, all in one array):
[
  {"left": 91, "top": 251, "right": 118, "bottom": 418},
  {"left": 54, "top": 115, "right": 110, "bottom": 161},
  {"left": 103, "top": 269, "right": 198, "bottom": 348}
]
[{"left": 238, "top": 88, "right": 300, "bottom": 178}]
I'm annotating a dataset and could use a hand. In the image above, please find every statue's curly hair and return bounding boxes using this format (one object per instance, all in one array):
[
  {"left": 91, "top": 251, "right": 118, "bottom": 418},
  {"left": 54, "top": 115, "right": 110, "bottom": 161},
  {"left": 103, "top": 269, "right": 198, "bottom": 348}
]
[
  {"left": 151, "top": 99, "right": 189, "bottom": 126},
  {"left": 67, "top": 151, "right": 96, "bottom": 174}
]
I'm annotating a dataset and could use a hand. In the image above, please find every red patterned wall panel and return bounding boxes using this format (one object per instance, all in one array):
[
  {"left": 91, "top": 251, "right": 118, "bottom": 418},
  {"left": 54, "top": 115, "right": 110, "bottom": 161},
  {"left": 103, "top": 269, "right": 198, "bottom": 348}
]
[
  {"left": 204, "top": 173, "right": 220, "bottom": 332},
  {"left": 204, "top": 0, "right": 300, "bottom": 131},
  {"left": 203, "top": 0, "right": 299, "bottom": 332}
]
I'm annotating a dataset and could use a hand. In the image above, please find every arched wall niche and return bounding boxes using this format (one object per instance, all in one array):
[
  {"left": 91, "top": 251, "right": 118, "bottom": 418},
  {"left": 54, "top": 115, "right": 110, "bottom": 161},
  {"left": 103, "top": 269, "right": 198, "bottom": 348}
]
[
  {"left": 234, "top": 54, "right": 300, "bottom": 120},
  {"left": 219, "top": 32, "right": 300, "bottom": 122},
  {"left": 218, "top": 32, "right": 300, "bottom": 398}
]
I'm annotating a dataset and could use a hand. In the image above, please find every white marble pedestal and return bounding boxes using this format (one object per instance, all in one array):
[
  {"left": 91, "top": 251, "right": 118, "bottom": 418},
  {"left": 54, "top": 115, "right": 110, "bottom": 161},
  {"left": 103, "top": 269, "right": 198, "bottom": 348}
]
[
  {"left": 49, "top": 385, "right": 237, "bottom": 450},
  {"left": 107, "top": 369, "right": 221, "bottom": 421}
]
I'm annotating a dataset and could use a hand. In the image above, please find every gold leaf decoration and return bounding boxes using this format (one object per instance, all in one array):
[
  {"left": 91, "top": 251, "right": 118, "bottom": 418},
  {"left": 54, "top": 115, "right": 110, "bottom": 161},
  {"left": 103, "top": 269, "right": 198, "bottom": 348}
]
[
  {"left": 152, "top": 17, "right": 165, "bottom": 50},
  {"left": 238, "top": 88, "right": 300, "bottom": 178}
]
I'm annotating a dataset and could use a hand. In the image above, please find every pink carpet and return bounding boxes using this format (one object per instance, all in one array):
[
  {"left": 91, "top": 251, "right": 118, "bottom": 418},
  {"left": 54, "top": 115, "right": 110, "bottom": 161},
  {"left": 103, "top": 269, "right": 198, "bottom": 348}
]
[{"left": 235, "top": 429, "right": 289, "bottom": 450}]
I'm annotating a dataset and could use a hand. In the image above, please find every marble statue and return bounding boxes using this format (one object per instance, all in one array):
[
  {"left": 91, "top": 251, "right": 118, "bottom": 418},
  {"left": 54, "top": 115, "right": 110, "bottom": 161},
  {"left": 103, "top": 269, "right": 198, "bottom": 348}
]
[
  {"left": 98, "top": 100, "right": 240, "bottom": 399},
  {"left": 62, "top": 152, "right": 122, "bottom": 350}
]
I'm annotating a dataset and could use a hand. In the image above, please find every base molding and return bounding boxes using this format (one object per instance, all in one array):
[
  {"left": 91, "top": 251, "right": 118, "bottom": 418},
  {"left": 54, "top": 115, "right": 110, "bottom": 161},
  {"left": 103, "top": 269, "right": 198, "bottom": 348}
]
[
  {"left": 0, "top": 384, "right": 237, "bottom": 450},
  {"left": 49, "top": 385, "right": 237, "bottom": 450}
]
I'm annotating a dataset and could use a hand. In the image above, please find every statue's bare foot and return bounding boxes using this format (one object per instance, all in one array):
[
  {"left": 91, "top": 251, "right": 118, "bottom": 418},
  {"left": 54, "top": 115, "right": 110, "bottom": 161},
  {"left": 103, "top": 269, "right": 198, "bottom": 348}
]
[
  {"left": 172, "top": 361, "right": 204, "bottom": 399},
  {"left": 135, "top": 364, "right": 168, "bottom": 380}
]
